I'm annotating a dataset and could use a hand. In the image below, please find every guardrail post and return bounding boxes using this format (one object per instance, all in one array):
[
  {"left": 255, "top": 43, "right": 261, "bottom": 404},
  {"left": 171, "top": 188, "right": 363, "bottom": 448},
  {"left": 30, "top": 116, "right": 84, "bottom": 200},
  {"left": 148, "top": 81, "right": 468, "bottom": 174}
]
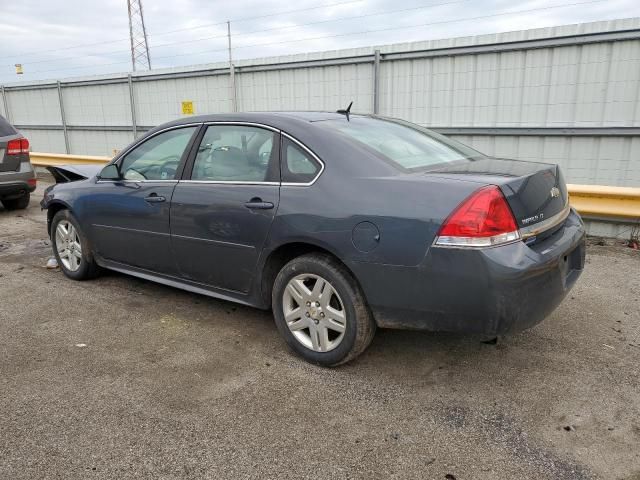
[
  {"left": 128, "top": 74, "right": 138, "bottom": 138},
  {"left": 1, "top": 85, "right": 10, "bottom": 122},
  {"left": 373, "top": 49, "right": 381, "bottom": 115},
  {"left": 56, "top": 81, "right": 70, "bottom": 154}
]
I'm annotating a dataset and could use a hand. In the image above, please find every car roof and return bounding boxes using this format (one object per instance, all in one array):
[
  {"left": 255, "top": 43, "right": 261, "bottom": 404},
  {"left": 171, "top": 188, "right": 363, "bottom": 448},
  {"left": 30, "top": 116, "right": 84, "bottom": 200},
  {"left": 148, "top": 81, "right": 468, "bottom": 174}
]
[{"left": 157, "top": 111, "right": 369, "bottom": 131}]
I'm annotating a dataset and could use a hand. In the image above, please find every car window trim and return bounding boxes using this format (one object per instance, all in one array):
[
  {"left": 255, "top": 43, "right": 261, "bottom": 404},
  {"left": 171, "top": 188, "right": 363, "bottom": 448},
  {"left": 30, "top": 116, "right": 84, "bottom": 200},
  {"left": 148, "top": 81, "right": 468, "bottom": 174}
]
[
  {"left": 97, "top": 123, "right": 203, "bottom": 183},
  {"left": 98, "top": 121, "right": 326, "bottom": 187},
  {"left": 280, "top": 132, "right": 325, "bottom": 187},
  {"left": 179, "top": 180, "right": 281, "bottom": 186}
]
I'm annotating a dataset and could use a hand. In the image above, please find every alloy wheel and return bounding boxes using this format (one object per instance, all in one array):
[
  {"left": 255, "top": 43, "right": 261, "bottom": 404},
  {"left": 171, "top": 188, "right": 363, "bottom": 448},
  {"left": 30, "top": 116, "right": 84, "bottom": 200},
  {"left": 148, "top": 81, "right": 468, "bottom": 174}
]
[
  {"left": 282, "top": 273, "right": 347, "bottom": 352},
  {"left": 55, "top": 220, "right": 82, "bottom": 272}
]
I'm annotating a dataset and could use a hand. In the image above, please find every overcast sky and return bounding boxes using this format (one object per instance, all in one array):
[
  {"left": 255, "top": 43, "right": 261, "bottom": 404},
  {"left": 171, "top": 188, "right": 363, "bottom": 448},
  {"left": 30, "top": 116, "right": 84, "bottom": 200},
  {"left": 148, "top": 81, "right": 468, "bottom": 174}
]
[{"left": 0, "top": 0, "right": 636, "bottom": 83}]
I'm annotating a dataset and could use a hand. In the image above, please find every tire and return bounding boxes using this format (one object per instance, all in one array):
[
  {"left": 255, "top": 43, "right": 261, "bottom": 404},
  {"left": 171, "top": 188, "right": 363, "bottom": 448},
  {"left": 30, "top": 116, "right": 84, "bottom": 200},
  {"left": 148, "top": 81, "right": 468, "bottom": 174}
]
[
  {"left": 51, "top": 209, "right": 100, "bottom": 280},
  {"left": 272, "top": 253, "right": 376, "bottom": 367},
  {"left": 1, "top": 193, "right": 30, "bottom": 210}
]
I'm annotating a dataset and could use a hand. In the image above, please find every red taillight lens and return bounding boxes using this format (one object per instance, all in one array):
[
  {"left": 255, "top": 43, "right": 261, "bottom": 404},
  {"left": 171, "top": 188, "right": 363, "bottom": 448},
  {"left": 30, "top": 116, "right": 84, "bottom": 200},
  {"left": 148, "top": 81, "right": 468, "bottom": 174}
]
[
  {"left": 7, "top": 138, "right": 30, "bottom": 155},
  {"left": 435, "top": 185, "right": 520, "bottom": 247},
  {"left": 28, "top": 178, "right": 37, "bottom": 187}
]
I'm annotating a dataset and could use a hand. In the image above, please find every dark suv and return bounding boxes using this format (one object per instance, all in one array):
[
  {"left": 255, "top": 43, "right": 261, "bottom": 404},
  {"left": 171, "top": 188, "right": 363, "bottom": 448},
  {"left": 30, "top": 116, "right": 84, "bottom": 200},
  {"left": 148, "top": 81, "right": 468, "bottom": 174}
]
[{"left": 0, "top": 115, "right": 36, "bottom": 210}]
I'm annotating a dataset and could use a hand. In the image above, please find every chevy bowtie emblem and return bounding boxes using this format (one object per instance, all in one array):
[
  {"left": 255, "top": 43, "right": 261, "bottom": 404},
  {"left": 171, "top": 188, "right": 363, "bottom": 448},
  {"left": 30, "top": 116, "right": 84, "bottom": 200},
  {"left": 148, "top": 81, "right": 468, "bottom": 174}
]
[{"left": 550, "top": 187, "right": 560, "bottom": 198}]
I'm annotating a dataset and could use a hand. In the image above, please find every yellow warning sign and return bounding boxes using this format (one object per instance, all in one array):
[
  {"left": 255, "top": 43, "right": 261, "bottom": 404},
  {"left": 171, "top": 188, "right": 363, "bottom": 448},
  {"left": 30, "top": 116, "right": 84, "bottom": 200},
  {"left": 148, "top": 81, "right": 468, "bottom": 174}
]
[{"left": 181, "top": 101, "right": 194, "bottom": 115}]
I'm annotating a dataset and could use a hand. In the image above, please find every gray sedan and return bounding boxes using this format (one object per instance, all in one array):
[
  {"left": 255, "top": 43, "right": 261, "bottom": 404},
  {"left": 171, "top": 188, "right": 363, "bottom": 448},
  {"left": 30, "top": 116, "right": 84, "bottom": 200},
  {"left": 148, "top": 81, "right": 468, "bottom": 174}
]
[{"left": 41, "top": 112, "right": 585, "bottom": 366}]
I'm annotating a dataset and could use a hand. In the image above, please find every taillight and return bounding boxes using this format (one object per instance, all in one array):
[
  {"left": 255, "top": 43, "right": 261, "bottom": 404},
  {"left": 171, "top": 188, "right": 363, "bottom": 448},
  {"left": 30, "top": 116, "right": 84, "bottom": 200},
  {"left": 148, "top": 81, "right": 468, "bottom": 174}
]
[
  {"left": 28, "top": 178, "right": 37, "bottom": 188},
  {"left": 7, "top": 138, "right": 30, "bottom": 155},
  {"left": 435, "top": 185, "right": 520, "bottom": 248}
]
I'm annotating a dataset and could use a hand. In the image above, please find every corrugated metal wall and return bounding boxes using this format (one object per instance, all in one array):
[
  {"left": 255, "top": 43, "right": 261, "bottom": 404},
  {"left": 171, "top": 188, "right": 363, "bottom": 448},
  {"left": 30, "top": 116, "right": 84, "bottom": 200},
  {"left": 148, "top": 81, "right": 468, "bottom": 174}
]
[
  {"left": 379, "top": 41, "right": 640, "bottom": 128},
  {"left": 2, "top": 17, "right": 640, "bottom": 188}
]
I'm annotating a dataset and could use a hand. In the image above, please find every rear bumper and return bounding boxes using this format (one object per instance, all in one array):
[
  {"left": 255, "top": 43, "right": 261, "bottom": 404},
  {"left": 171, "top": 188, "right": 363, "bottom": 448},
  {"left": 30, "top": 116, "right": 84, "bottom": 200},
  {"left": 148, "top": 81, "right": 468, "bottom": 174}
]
[
  {"left": 356, "top": 209, "right": 586, "bottom": 336},
  {"left": 0, "top": 162, "right": 36, "bottom": 198},
  {"left": 0, "top": 181, "right": 36, "bottom": 198}
]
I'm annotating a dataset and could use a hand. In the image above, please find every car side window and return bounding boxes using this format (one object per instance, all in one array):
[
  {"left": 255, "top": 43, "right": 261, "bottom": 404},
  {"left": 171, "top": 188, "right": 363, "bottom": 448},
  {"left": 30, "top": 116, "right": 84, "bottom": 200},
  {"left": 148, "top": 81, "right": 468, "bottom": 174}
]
[
  {"left": 120, "top": 126, "right": 197, "bottom": 181},
  {"left": 191, "top": 125, "right": 278, "bottom": 182},
  {"left": 281, "top": 138, "right": 321, "bottom": 184}
]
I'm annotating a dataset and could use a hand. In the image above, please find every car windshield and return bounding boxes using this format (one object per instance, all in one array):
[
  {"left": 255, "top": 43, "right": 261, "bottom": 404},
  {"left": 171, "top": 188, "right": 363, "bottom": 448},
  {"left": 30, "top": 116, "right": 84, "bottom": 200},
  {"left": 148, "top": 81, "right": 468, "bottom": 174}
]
[{"left": 318, "top": 117, "right": 483, "bottom": 170}]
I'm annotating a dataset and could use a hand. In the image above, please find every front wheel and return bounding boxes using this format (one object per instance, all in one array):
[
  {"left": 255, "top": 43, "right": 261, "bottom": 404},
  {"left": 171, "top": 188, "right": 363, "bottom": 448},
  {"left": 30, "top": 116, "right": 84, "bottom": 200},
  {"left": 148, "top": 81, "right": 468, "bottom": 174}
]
[
  {"left": 51, "top": 210, "right": 100, "bottom": 280},
  {"left": 272, "top": 253, "right": 376, "bottom": 366}
]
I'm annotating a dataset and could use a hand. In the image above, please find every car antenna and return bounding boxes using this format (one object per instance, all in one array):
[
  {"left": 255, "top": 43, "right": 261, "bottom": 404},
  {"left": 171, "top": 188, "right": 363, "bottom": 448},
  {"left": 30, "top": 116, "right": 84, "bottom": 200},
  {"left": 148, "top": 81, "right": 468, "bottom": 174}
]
[{"left": 336, "top": 101, "right": 353, "bottom": 121}]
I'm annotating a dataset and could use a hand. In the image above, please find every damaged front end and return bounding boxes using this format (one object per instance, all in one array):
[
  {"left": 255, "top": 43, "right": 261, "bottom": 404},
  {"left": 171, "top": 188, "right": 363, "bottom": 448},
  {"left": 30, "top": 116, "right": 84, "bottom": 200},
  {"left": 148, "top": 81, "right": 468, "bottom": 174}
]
[{"left": 41, "top": 164, "right": 104, "bottom": 234}]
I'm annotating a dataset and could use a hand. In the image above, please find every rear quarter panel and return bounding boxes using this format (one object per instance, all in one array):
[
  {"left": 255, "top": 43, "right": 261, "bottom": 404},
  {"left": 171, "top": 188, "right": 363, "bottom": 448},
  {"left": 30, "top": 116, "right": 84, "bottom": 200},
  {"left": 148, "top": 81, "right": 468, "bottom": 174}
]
[{"left": 266, "top": 169, "right": 483, "bottom": 268}]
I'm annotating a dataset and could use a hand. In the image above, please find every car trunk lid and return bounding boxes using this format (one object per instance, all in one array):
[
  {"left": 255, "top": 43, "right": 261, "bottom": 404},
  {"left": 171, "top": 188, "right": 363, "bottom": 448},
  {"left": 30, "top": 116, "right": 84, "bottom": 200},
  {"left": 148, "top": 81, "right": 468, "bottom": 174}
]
[{"left": 424, "top": 157, "right": 569, "bottom": 234}]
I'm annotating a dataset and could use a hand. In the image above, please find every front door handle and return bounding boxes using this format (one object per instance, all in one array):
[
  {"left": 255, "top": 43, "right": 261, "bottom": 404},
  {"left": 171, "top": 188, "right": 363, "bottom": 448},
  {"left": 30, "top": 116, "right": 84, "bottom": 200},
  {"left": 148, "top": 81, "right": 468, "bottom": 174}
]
[
  {"left": 144, "top": 193, "right": 166, "bottom": 203},
  {"left": 245, "top": 197, "right": 274, "bottom": 210}
]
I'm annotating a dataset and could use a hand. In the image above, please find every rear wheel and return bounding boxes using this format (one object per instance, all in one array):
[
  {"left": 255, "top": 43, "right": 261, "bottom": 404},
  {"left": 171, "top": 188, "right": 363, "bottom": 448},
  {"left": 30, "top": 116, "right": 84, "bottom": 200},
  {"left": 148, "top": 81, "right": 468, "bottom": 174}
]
[
  {"left": 51, "top": 210, "right": 100, "bottom": 280},
  {"left": 1, "top": 193, "right": 30, "bottom": 210},
  {"left": 272, "top": 253, "right": 376, "bottom": 366}
]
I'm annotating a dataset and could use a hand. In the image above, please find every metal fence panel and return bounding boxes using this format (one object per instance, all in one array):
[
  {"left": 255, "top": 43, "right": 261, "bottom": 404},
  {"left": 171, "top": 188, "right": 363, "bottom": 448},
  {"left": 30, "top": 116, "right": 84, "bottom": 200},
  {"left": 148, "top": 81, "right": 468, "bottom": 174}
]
[
  {"left": 449, "top": 134, "right": 640, "bottom": 186},
  {"left": 6, "top": 87, "right": 61, "bottom": 125},
  {"left": 67, "top": 129, "right": 132, "bottom": 157},
  {"left": 133, "top": 75, "right": 232, "bottom": 126},
  {"left": 18, "top": 128, "right": 67, "bottom": 153},
  {"left": 237, "top": 63, "right": 373, "bottom": 113},
  {"left": 62, "top": 83, "right": 132, "bottom": 127}
]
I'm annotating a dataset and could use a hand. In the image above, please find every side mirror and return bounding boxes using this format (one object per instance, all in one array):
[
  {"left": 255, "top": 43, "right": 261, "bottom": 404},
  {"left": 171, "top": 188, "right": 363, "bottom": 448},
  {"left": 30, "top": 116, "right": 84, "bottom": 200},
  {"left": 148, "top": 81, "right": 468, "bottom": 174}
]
[{"left": 99, "top": 164, "right": 120, "bottom": 180}]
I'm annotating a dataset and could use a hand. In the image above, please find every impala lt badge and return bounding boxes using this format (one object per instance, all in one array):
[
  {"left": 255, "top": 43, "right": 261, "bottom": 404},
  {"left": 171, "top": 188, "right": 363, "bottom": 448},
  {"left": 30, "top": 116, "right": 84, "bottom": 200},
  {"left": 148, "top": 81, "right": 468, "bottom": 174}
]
[
  {"left": 522, "top": 213, "right": 545, "bottom": 225},
  {"left": 550, "top": 187, "right": 560, "bottom": 198}
]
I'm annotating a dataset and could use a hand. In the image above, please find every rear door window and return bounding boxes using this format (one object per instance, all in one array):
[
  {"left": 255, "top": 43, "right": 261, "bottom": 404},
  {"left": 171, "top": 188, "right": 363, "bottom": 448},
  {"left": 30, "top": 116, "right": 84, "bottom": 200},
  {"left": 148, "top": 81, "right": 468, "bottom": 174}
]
[{"left": 190, "top": 125, "right": 278, "bottom": 182}]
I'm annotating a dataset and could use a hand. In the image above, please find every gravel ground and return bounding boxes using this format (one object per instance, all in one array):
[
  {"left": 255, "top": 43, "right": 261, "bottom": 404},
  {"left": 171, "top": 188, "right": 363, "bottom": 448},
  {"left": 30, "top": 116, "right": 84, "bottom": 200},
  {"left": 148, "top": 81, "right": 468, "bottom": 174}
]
[{"left": 1, "top": 181, "right": 639, "bottom": 480}]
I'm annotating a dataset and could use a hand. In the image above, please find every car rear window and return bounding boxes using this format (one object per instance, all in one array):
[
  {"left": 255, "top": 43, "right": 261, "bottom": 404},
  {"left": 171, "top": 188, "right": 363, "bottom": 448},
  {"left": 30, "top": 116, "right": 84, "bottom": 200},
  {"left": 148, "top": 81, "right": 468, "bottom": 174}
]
[
  {"left": 0, "top": 115, "right": 17, "bottom": 136},
  {"left": 318, "top": 117, "right": 482, "bottom": 170}
]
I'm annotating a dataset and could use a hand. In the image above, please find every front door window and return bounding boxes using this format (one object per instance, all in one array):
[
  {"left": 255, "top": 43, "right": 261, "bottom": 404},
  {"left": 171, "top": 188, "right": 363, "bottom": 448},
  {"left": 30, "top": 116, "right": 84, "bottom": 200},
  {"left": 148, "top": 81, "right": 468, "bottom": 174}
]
[{"left": 120, "top": 127, "right": 198, "bottom": 181}]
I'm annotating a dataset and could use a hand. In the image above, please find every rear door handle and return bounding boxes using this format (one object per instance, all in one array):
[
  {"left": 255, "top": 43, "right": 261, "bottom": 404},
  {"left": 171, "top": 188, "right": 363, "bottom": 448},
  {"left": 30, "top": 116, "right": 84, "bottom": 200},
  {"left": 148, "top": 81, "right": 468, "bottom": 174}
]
[
  {"left": 245, "top": 198, "right": 274, "bottom": 210},
  {"left": 144, "top": 194, "right": 166, "bottom": 203}
]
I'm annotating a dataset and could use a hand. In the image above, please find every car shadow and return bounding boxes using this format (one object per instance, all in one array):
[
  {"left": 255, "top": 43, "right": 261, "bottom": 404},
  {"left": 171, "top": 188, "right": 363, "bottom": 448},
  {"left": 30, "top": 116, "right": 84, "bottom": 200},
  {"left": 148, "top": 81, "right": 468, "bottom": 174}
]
[{"left": 92, "top": 267, "right": 546, "bottom": 382}]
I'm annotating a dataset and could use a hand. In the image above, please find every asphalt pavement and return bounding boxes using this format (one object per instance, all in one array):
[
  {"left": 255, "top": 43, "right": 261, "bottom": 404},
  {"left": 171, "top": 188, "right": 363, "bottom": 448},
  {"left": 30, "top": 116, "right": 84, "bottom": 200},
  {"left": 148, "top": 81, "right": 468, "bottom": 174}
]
[{"left": 1, "top": 181, "right": 639, "bottom": 479}]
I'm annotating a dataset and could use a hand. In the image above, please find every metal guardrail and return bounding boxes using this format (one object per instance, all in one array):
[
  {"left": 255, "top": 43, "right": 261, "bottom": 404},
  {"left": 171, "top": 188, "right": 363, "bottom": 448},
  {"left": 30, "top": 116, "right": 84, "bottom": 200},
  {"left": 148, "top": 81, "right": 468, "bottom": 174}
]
[
  {"left": 566, "top": 184, "right": 640, "bottom": 221},
  {"left": 31, "top": 152, "right": 111, "bottom": 166},
  {"left": 30, "top": 152, "right": 640, "bottom": 222}
]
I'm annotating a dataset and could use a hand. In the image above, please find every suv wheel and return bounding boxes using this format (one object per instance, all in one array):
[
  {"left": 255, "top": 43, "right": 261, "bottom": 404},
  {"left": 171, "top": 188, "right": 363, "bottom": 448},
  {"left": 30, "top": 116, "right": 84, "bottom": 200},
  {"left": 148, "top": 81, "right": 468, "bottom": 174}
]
[
  {"left": 51, "top": 210, "right": 100, "bottom": 280},
  {"left": 272, "top": 253, "right": 376, "bottom": 366},
  {"left": 1, "top": 193, "right": 30, "bottom": 210}
]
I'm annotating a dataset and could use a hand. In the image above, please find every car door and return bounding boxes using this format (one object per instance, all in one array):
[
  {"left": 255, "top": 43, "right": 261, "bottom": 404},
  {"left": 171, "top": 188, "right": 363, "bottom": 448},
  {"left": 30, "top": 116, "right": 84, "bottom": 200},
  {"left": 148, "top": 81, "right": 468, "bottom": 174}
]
[
  {"left": 89, "top": 125, "right": 200, "bottom": 274},
  {"left": 170, "top": 123, "right": 280, "bottom": 293}
]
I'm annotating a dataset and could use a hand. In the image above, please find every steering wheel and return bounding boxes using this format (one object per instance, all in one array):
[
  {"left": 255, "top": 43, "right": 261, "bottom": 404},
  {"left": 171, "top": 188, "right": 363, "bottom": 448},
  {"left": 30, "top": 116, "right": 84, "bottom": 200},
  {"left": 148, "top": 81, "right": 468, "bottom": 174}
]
[{"left": 158, "top": 155, "right": 181, "bottom": 180}]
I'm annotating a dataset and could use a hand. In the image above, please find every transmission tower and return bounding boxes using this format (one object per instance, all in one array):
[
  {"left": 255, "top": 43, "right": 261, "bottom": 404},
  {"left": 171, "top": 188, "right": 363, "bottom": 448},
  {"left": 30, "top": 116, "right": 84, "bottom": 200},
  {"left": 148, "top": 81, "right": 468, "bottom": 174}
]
[{"left": 127, "top": 0, "right": 151, "bottom": 71}]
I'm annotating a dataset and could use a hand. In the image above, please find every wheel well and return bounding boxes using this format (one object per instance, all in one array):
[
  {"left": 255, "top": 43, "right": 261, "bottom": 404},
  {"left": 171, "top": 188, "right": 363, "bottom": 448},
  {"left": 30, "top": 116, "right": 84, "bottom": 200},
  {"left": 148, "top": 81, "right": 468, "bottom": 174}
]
[
  {"left": 260, "top": 242, "right": 357, "bottom": 308},
  {"left": 47, "top": 203, "right": 68, "bottom": 235}
]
